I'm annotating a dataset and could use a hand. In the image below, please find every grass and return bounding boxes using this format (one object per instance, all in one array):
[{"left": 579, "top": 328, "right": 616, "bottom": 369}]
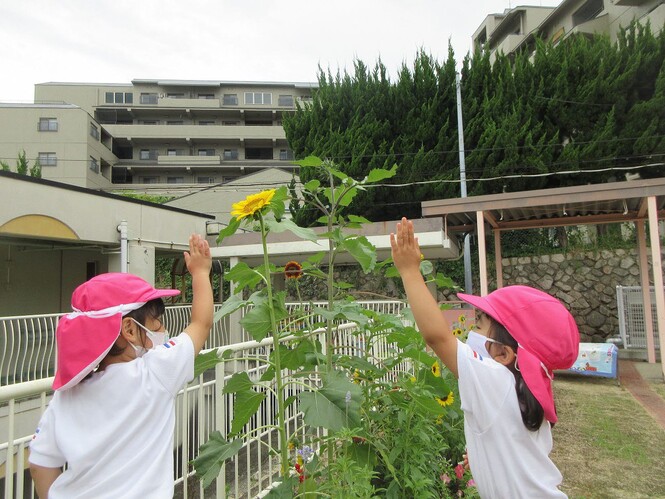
[{"left": 551, "top": 375, "right": 665, "bottom": 498}]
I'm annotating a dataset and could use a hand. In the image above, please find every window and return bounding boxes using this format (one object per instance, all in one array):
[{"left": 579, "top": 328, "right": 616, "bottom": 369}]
[
  {"left": 105, "top": 92, "right": 133, "bottom": 104},
  {"left": 223, "top": 149, "right": 239, "bottom": 160},
  {"left": 222, "top": 120, "right": 240, "bottom": 125},
  {"left": 198, "top": 93, "right": 215, "bottom": 99},
  {"left": 140, "top": 93, "right": 158, "bottom": 105},
  {"left": 279, "top": 149, "right": 294, "bottom": 160},
  {"left": 197, "top": 176, "right": 216, "bottom": 183},
  {"left": 167, "top": 177, "right": 184, "bottom": 184},
  {"left": 223, "top": 94, "right": 238, "bottom": 105},
  {"left": 245, "top": 92, "right": 272, "bottom": 105},
  {"left": 573, "top": 0, "right": 603, "bottom": 26},
  {"left": 199, "top": 120, "right": 216, "bottom": 125},
  {"left": 140, "top": 120, "right": 158, "bottom": 125},
  {"left": 37, "top": 152, "right": 57, "bottom": 166},
  {"left": 90, "top": 123, "right": 99, "bottom": 140},
  {"left": 140, "top": 176, "right": 159, "bottom": 184},
  {"left": 167, "top": 149, "right": 183, "bottom": 156},
  {"left": 278, "top": 95, "right": 294, "bottom": 107},
  {"left": 38, "top": 118, "right": 58, "bottom": 131},
  {"left": 198, "top": 148, "right": 215, "bottom": 156},
  {"left": 89, "top": 156, "right": 99, "bottom": 173},
  {"left": 139, "top": 149, "right": 159, "bottom": 160},
  {"left": 166, "top": 120, "right": 184, "bottom": 125},
  {"left": 245, "top": 147, "right": 273, "bottom": 160},
  {"left": 166, "top": 93, "right": 185, "bottom": 98}
]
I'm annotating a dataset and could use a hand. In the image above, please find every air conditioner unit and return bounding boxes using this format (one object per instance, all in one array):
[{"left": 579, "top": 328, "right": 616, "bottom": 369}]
[{"left": 159, "top": 93, "right": 165, "bottom": 98}]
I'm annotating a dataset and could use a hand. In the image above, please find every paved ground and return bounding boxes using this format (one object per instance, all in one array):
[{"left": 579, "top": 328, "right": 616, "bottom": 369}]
[{"left": 619, "top": 360, "right": 665, "bottom": 430}]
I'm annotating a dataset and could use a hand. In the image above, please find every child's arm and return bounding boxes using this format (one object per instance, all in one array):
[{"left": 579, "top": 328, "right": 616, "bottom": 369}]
[
  {"left": 390, "top": 217, "right": 459, "bottom": 377},
  {"left": 29, "top": 463, "right": 62, "bottom": 498},
  {"left": 183, "top": 234, "right": 214, "bottom": 355}
]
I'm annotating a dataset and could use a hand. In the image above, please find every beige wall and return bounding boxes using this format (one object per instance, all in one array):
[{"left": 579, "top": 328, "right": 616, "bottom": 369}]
[
  {"left": 0, "top": 105, "right": 115, "bottom": 189},
  {"left": 0, "top": 172, "right": 213, "bottom": 314}
]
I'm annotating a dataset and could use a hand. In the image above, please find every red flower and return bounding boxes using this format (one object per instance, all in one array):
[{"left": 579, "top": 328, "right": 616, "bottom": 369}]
[
  {"left": 455, "top": 463, "right": 465, "bottom": 480},
  {"left": 284, "top": 261, "right": 303, "bottom": 279}
]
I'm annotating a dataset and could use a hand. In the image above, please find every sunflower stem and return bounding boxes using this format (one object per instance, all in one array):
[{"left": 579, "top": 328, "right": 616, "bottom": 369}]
[{"left": 258, "top": 214, "right": 289, "bottom": 477}]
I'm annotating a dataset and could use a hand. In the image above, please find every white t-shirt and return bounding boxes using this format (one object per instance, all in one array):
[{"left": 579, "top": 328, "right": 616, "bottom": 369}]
[
  {"left": 457, "top": 339, "right": 567, "bottom": 499},
  {"left": 29, "top": 333, "right": 195, "bottom": 499}
]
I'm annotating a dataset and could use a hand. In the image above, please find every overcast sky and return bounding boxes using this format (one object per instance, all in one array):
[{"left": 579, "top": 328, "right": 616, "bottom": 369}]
[{"left": 0, "top": 0, "right": 562, "bottom": 102}]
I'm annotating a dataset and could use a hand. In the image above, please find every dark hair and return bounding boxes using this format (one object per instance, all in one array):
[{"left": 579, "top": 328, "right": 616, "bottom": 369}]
[
  {"left": 489, "top": 320, "right": 546, "bottom": 431},
  {"left": 106, "top": 298, "right": 166, "bottom": 357}
]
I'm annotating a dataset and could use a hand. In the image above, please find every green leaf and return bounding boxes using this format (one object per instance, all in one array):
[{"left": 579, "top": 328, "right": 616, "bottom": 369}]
[
  {"left": 213, "top": 294, "right": 246, "bottom": 322},
  {"left": 193, "top": 350, "right": 224, "bottom": 378},
  {"left": 269, "top": 186, "right": 289, "bottom": 220},
  {"left": 298, "top": 371, "right": 363, "bottom": 431},
  {"left": 332, "top": 281, "right": 354, "bottom": 289},
  {"left": 264, "top": 218, "right": 318, "bottom": 242},
  {"left": 230, "top": 388, "right": 266, "bottom": 436},
  {"left": 225, "top": 262, "right": 264, "bottom": 290},
  {"left": 364, "top": 163, "right": 398, "bottom": 183},
  {"left": 223, "top": 372, "right": 255, "bottom": 394},
  {"left": 341, "top": 236, "right": 376, "bottom": 273},
  {"left": 192, "top": 432, "right": 243, "bottom": 488},
  {"left": 305, "top": 251, "right": 326, "bottom": 265},
  {"left": 217, "top": 217, "right": 241, "bottom": 244},
  {"left": 336, "top": 186, "right": 359, "bottom": 207},
  {"left": 434, "top": 272, "right": 458, "bottom": 289},
  {"left": 419, "top": 260, "right": 434, "bottom": 275},
  {"left": 304, "top": 179, "right": 321, "bottom": 191},
  {"left": 347, "top": 214, "right": 372, "bottom": 225},
  {"left": 295, "top": 155, "right": 323, "bottom": 168},
  {"left": 384, "top": 266, "right": 400, "bottom": 278},
  {"left": 239, "top": 291, "right": 288, "bottom": 341},
  {"left": 264, "top": 476, "right": 299, "bottom": 498}
]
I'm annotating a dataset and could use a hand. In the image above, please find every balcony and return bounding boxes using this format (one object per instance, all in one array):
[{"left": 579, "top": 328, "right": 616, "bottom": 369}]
[
  {"left": 157, "top": 96, "right": 221, "bottom": 108},
  {"left": 158, "top": 154, "right": 221, "bottom": 166},
  {"left": 571, "top": 13, "right": 609, "bottom": 37},
  {"left": 104, "top": 124, "right": 286, "bottom": 141}
]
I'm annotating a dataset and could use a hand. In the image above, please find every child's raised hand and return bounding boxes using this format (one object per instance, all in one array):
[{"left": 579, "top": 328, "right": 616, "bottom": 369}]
[
  {"left": 390, "top": 217, "right": 422, "bottom": 275},
  {"left": 183, "top": 234, "right": 212, "bottom": 276}
]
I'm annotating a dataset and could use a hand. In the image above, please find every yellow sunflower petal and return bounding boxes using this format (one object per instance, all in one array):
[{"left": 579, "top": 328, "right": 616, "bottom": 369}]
[{"left": 231, "top": 189, "right": 276, "bottom": 220}]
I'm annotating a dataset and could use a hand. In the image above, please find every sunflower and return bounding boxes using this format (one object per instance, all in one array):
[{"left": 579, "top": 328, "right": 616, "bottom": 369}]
[
  {"left": 458, "top": 314, "right": 466, "bottom": 324},
  {"left": 431, "top": 361, "right": 441, "bottom": 377},
  {"left": 230, "top": 189, "right": 276, "bottom": 220},
  {"left": 452, "top": 328, "right": 464, "bottom": 337},
  {"left": 284, "top": 260, "right": 303, "bottom": 279},
  {"left": 436, "top": 391, "right": 455, "bottom": 407}
]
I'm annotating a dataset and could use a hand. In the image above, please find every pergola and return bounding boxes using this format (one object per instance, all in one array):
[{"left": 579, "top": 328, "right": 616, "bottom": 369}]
[{"left": 421, "top": 177, "right": 665, "bottom": 376}]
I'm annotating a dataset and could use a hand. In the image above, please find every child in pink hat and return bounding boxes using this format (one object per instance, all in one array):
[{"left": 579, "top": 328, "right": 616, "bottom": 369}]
[
  {"left": 29, "top": 234, "right": 213, "bottom": 499},
  {"left": 391, "top": 218, "right": 579, "bottom": 499}
]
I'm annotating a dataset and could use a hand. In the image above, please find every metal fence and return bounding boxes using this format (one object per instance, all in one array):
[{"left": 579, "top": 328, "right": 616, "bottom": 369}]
[
  {"left": 0, "top": 319, "right": 412, "bottom": 499},
  {"left": 616, "top": 285, "right": 661, "bottom": 350}
]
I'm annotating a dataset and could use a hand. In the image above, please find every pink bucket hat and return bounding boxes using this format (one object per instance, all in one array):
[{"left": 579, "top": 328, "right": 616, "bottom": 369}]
[
  {"left": 53, "top": 273, "right": 180, "bottom": 391},
  {"left": 458, "top": 285, "right": 580, "bottom": 423}
]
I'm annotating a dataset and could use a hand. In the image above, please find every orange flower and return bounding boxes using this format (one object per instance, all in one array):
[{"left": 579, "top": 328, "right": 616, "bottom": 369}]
[{"left": 284, "top": 260, "right": 303, "bottom": 279}]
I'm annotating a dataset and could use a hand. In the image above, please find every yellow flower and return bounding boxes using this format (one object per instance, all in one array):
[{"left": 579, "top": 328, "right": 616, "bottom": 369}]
[
  {"left": 436, "top": 391, "right": 455, "bottom": 407},
  {"left": 452, "top": 328, "right": 464, "bottom": 337},
  {"left": 435, "top": 415, "right": 443, "bottom": 425},
  {"left": 288, "top": 441, "right": 295, "bottom": 450},
  {"left": 431, "top": 362, "right": 441, "bottom": 377},
  {"left": 409, "top": 376, "right": 416, "bottom": 383},
  {"left": 458, "top": 314, "right": 466, "bottom": 324},
  {"left": 231, "top": 189, "right": 276, "bottom": 220},
  {"left": 352, "top": 370, "right": 361, "bottom": 384}
]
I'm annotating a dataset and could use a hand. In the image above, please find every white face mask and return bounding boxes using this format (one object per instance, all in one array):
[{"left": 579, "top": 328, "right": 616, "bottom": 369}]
[
  {"left": 465, "top": 330, "right": 491, "bottom": 359},
  {"left": 129, "top": 318, "right": 168, "bottom": 357}
]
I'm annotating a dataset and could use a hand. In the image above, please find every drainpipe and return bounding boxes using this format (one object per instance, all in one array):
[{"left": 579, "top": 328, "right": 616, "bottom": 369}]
[{"left": 117, "top": 220, "right": 128, "bottom": 273}]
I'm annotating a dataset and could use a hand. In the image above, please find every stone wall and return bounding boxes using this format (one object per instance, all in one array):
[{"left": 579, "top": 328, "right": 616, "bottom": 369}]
[
  {"left": 499, "top": 249, "right": 658, "bottom": 342},
  {"left": 288, "top": 247, "right": 662, "bottom": 343}
]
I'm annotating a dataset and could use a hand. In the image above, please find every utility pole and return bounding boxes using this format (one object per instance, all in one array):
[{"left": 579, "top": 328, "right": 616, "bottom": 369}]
[{"left": 456, "top": 73, "right": 473, "bottom": 295}]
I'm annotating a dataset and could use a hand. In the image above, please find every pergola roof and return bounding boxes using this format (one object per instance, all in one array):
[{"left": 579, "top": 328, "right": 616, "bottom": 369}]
[{"left": 421, "top": 177, "right": 665, "bottom": 233}]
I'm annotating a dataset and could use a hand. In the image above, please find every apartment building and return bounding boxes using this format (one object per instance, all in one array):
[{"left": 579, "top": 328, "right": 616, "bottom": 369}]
[
  {"left": 0, "top": 103, "right": 115, "bottom": 189},
  {"left": 1, "top": 80, "right": 315, "bottom": 190},
  {"left": 473, "top": 0, "right": 665, "bottom": 61}
]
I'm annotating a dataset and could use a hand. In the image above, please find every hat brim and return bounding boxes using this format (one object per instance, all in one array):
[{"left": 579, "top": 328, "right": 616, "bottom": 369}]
[
  {"left": 517, "top": 345, "right": 557, "bottom": 423},
  {"left": 457, "top": 292, "right": 500, "bottom": 321}
]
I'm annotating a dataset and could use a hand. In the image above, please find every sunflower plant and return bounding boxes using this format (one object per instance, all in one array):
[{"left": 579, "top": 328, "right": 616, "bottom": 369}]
[{"left": 192, "top": 156, "right": 472, "bottom": 497}]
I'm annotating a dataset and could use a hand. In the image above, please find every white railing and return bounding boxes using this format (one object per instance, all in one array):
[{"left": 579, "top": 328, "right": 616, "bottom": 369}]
[
  {"left": 616, "top": 285, "right": 661, "bottom": 350},
  {"left": 0, "top": 319, "right": 412, "bottom": 499},
  {"left": 0, "top": 302, "right": 405, "bottom": 387}
]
